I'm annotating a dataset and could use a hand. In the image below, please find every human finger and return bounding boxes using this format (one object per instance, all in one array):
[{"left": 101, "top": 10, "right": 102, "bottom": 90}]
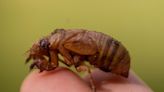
[
  {"left": 21, "top": 67, "right": 91, "bottom": 92},
  {"left": 84, "top": 69, "right": 153, "bottom": 92}
]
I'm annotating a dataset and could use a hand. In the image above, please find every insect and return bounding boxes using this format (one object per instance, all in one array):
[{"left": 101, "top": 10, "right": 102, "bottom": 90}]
[{"left": 26, "top": 29, "right": 130, "bottom": 92}]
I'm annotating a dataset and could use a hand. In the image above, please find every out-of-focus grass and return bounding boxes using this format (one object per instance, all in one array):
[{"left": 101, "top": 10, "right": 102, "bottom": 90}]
[{"left": 0, "top": 0, "right": 164, "bottom": 92}]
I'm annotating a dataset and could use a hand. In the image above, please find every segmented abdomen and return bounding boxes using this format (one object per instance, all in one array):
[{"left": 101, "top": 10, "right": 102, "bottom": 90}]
[{"left": 88, "top": 31, "right": 130, "bottom": 77}]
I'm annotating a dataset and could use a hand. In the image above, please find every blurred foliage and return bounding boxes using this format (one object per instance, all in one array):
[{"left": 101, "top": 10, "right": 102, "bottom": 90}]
[{"left": 0, "top": 0, "right": 164, "bottom": 92}]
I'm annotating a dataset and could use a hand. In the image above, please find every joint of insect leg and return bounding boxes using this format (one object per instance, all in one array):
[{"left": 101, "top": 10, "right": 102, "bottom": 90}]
[{"left": 76, "top": 65, "right": 89, "bottom": 72}]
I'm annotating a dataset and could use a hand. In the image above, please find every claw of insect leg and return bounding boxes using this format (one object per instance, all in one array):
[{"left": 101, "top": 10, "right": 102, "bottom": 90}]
[
  {"left": 25, "top": 55, "right": 31, "bottom": 64},
  {"left": 39, "top": 69, "right": 44, "bottom": 72},
  {"left": 29, "top": 62, "right": 36, "bottom": 71},
  {"left": 45, "top": 62, "right": 56, "bottom": 71}
]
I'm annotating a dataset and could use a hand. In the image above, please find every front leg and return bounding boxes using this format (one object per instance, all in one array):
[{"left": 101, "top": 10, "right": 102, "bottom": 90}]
[
  {"left": 48, "top": 50, "right": 59, "bottom": 70},
  {"left": 30, "top": 57, "right": 52, "bottom": 72},
  {"left": 30, "top": 51, "right": 58, "bottom": 72},
  {"left": 58, "top": 45, "right": 74, "bottom": 66}
]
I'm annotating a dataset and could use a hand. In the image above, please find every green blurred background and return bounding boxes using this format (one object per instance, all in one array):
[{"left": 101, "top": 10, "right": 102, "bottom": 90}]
[{"left": 0, "top": 0, "right": 164, "bottom": 92}]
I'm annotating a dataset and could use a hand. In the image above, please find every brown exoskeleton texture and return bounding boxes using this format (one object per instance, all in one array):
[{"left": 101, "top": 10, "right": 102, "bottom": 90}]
[{"left": 26, "top": 29, "right": 130, "bottom": 92}]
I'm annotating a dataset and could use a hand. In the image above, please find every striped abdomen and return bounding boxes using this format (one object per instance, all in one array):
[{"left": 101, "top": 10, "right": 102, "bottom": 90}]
[{"left": 89, "top": 32, "right": 130, "bottom": 77}]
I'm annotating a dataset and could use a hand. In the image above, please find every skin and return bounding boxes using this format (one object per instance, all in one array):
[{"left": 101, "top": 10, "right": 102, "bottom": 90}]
[{"left": 20, "top": 67, "right": 153, "bottom": 92}]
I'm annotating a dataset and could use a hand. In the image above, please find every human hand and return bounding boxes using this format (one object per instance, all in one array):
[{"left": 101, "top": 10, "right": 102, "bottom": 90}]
[{"left": 20, "top": 67, "right": 153, "bottom": 92}]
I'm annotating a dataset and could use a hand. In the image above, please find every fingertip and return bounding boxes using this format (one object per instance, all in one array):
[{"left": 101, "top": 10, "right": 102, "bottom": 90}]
[
  {"left": 21, "top": 67, "right": 91, "bottom": 92},
  {"left": 84, "top": 69, "right": 145, "bottom": 84},
  {"left": 84, "top": 69, "right": 153, "bottom": 92}
]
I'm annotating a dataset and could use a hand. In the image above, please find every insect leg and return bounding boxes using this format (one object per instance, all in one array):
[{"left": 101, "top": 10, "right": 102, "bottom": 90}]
[
  {"left": 73, "top": 55, "right": 96, "bottom": 92},
  {"left": 76, "top": 65, "right": 96, "bottom": 92},
  {"left": 48, "top": 51, "right": 58, "bottom": 70},
  {"left": 88, "top": 68, "right": 96, "bottom": 92},
  {"left": 58, "top": 57, "right": 72, "bottom": 67},
  {"left": 25, "top": 55, "right": 31, "bottom": 64},
  {"left": 30, "top": 61, "right": 36, "bottom": 71},
  {"left": 31, "top": 58, "right": 48, "bottom": 72},
  {"left": 58, "top": 45, "right": 73, "bottom": 66}
]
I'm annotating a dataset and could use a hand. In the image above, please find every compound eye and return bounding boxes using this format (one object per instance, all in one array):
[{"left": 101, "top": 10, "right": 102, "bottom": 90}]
[{"left": 39, "top": 39, "right": 50, "bottom": 49}]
